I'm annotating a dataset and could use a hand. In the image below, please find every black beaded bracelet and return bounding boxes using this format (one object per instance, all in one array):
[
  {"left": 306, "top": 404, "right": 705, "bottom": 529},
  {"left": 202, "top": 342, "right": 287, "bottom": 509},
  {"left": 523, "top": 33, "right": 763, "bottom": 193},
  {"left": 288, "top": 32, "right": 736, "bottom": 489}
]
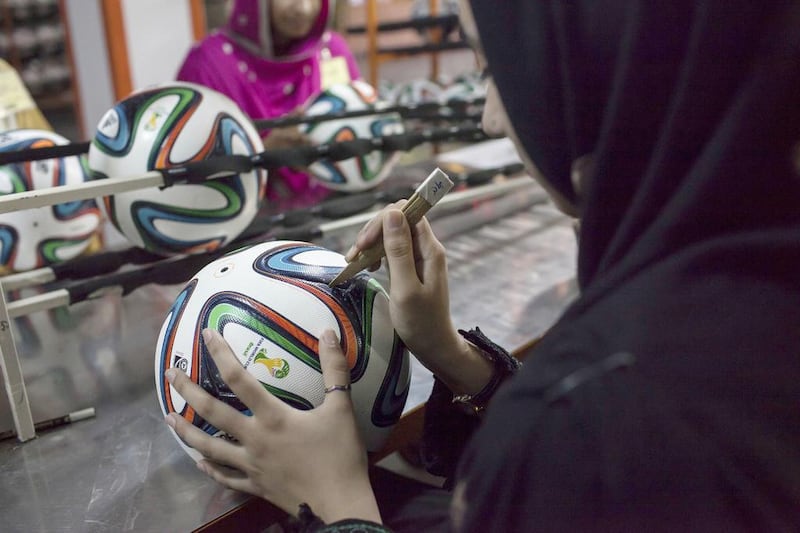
[
  {"left": 451, "top": 327, "right": 522, "bottom": 414},
  {"left": 288, "top": 503, "right": 391, "bottom": 532}
]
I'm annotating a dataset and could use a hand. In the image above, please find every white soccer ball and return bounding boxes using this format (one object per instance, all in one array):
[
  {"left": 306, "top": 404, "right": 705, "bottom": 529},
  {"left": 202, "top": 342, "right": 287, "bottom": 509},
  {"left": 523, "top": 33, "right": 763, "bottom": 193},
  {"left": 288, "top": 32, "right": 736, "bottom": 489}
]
[
  {"left": 391, "top": 78, "right": 443, "bottom": 106},
  {"left": 155, "top": 240, "right": 411, "bottom": 457},
  {"left": 0, "top": 129, "right": 102, "bottom": 272},
  {"left": 301, "top": 80, "right": 405, "bottom": 192},
  {"left": 439, "top": 72, "right": 487, "bottom": 102},
  {"left": 88, "top": 82, "right": 267, "bottom": 256}
]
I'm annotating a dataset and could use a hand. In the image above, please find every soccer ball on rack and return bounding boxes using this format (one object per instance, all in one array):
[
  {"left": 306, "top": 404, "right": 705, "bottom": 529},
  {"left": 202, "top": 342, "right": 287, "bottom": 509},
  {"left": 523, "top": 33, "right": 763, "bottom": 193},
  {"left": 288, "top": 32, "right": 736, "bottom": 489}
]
[
  {"left": 0, "top": 129, "right": 102, "bottom": 272},
  {"left": 88, "top": 82, "right": 267, "bottom": 256},
  {"left": 301, "top": 80, "right": 405, "bottom": 193},
  {"left": 155, "top": 240, "right": 411, "bottom": 458}
]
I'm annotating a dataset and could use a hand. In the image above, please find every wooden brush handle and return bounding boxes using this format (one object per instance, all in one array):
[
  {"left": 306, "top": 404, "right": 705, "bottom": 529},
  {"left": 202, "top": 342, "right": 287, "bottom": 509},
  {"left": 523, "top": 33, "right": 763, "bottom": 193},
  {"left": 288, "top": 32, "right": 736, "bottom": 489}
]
[{"left": 329, "top": 168, "right": 453, "bottom": 287}]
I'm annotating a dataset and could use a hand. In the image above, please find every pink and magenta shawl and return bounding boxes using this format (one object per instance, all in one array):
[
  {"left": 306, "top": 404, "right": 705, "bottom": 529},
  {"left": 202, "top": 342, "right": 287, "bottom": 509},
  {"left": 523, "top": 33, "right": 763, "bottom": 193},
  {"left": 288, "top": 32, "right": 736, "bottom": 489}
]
[{"left": 177, "top": 0, "right": 361, "bottom": 202}]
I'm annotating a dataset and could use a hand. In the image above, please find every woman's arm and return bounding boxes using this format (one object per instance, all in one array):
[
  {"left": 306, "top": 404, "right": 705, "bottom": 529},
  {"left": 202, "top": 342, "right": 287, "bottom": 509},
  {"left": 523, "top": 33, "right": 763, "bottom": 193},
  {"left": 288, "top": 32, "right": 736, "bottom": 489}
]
[{"left": 346, "top": 203, "right": 495, "bottom": 396}]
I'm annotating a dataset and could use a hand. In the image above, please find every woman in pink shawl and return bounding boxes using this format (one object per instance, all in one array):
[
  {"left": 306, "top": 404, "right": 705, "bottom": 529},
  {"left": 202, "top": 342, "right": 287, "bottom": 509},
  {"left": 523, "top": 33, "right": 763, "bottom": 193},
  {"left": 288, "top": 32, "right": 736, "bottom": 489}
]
[{"left": 177, "top": 0, "right": 361, "bottom": 203}]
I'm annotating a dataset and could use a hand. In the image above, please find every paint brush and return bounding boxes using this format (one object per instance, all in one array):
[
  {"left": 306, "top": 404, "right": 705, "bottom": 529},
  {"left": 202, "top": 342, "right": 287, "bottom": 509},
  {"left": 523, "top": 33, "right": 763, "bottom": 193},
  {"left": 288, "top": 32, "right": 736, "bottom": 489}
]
[
  {"left": 0, "top": 407, "right": 96, "bottom": 441},
  {"left": 328, "top": 167, "right": 454, "bottom": 287}
]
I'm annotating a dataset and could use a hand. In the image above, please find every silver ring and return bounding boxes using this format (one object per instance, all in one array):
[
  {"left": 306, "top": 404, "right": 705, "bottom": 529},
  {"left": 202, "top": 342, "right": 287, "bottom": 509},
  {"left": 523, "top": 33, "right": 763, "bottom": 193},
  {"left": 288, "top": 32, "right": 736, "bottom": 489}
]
[{"left": 324, "top": 384, "right": 351, "bottom": 394}]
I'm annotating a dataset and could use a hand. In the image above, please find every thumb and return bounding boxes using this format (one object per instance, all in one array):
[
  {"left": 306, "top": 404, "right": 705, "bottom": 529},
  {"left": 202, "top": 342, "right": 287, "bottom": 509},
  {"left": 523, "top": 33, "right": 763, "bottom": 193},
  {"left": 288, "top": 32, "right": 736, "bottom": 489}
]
[
  {"left": 382, "top": 209, "right": 420, "bottom": 294},
  {"left": 319, "top": 329, "right": 351, "bottom": 406}
]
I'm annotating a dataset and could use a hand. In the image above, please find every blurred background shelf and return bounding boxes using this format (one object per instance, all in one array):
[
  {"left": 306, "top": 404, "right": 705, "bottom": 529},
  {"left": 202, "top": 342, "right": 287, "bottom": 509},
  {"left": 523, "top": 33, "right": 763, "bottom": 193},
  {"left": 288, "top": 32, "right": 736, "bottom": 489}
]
[
  {"left": 0, "top": 0, "right": 77, "bottom": 124},
  {"left": 348, "top": 0, "right": 468, "bottom": 87}
]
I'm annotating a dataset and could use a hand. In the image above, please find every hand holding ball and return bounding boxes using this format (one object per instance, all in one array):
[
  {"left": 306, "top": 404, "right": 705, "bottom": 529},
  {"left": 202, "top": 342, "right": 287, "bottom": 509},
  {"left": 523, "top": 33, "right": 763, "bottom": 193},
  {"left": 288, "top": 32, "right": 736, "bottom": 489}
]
[{"left": 155, "top": 241, "right": 411, "bottom": 459}]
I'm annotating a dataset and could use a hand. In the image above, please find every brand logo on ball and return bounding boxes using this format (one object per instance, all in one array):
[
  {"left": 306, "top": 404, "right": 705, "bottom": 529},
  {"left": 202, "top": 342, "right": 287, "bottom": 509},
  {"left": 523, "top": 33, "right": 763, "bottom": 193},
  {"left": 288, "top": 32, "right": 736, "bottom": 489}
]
[
  {"left": 173, "top": 355, "right": 189, "bottom": 372},
  {"left": 144, "top": 108, "right": 165, "bottom": 131},
  {"left": 98, "top": 111, "right": 119, "bottom": 138},
  {"left": 254, "top": 351, "right": 289, "bottom": 378},
  {"left": 34, "top": 161, "right": 49, "bottom": 174}
]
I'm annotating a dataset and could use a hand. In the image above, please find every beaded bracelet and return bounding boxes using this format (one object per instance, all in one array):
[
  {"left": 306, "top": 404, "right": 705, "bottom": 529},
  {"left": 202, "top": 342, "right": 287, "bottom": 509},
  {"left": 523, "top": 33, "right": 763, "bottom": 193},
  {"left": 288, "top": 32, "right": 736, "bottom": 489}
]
[{"left": 451, "top": 327, "right": 522, "bottom": 414}]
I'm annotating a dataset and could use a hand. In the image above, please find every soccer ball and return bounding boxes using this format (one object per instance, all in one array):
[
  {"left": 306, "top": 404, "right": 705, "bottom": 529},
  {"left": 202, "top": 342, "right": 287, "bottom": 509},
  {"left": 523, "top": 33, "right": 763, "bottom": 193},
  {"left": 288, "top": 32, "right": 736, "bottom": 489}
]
[
  {"left": 439, "top": 72, "right": 487, "bottom": 102},
  {"left": 391, "top": 78, "right": 443, "bottom": 106},
  {"left": 0, "top": 129, "right": 102, "bottom": 272},
  {"left": 88, "top": 82, "right": 267, "bottom": 256},
  {"left": 301, "top": 80, "right": 405, "bottom": 192},
  {"left": 155, "top": 240, "right": 411, "bottom": 457}
]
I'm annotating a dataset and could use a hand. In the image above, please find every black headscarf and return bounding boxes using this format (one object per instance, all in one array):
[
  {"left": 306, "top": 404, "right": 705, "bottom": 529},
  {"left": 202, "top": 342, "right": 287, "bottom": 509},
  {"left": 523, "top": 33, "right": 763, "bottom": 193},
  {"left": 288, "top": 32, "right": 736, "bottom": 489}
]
[{"left": 456, "top": 1, "right": 800, "bottom": 529}]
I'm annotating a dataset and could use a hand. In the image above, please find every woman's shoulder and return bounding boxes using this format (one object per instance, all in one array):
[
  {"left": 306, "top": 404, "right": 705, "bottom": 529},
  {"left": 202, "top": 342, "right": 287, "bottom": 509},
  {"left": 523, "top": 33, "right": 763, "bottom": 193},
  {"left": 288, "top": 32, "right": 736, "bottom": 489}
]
[
  {"left": 177, "top": 33, "right": 245, "bottom": 90},
  {"left": 323, "top": 31, "right": 353, "bottom": 54},
  {"left": 185, "top": 31, "right": 235, "bottom": 61}
]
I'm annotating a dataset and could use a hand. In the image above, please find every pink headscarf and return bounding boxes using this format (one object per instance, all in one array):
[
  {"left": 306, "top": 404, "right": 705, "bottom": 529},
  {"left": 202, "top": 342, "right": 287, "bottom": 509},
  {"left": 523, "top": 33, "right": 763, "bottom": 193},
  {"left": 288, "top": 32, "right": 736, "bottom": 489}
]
[
  {"left": 177, "top": 0, "right": 361, "bottom": 202},
  {"left": 225, "top": 0, "right": 329, "bottom": 59}
]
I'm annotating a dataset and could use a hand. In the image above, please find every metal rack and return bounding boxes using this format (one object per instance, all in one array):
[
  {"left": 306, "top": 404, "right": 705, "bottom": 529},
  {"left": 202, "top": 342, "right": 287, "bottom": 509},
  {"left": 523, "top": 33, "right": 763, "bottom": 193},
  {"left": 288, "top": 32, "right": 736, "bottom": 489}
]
[
  {"left": 0, "top": 0, "right": 74, "bottom": 112},
  {"left": 352, "top": 0, "right": 468, "bottom": 88}
]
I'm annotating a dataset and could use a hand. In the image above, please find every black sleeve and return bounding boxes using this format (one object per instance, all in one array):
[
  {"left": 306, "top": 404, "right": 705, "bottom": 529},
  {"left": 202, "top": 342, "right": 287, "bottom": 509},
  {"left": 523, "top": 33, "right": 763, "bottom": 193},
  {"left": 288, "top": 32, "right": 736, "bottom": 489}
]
[
  {"left": 307, "top": 519, "right": 393, "bottom": 533},
  {"left": 419, "top": 327, "right": 519, "bottom": 487},
  {"left": 453, "top": 353, "right": 748, "bottom": 532},
  {"left": 418, "top": 377, "right": 481, "bottom": 486},
  {"left": 285, "top": 504, "right": 393, "bottom": 533}
]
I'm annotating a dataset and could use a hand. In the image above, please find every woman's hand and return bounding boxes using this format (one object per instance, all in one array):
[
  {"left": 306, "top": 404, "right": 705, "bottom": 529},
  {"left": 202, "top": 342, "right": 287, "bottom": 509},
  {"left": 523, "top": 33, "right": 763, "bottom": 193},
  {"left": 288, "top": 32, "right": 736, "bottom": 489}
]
[
  {"left": 263, "top": 106, "right": 311, "bottom": 151},
  {"left": 346, "top": 203, "right": 493, "bottom": 395},
  {"left": 164, "top": 328, "right": 381, "bottom": 524},
  {"left": 262, "top": 125, "right": 311, "bottom": 150}
]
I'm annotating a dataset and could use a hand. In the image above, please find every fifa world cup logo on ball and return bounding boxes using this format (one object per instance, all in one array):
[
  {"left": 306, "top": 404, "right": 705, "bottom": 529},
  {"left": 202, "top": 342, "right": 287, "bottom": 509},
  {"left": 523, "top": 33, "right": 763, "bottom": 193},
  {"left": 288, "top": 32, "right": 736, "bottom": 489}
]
[{"left": 254, "top": 351, "right": 290, "bottom": 379}]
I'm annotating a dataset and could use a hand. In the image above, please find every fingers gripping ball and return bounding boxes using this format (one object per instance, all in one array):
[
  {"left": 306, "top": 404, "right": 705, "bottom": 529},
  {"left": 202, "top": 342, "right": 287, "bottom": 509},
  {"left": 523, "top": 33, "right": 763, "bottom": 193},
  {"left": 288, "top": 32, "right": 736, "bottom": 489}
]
[
  {"left": 301, "top": 80, "right": 405, "bottom": 192},
  {"left": 88, "top": 82, "right": 267, "bottom": 256},
  {"left": 0, "top": 129, "right": 102, "bottom": 272},
  {"left": 155, "top": 241, "right": 411, "bottom": 458}
]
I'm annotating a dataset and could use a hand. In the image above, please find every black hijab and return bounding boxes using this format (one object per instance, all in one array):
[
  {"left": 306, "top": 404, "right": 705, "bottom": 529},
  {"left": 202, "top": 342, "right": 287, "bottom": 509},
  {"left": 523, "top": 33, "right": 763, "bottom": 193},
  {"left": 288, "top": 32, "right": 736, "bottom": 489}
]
[{"left": 457, "top": 1, "right": 800, "bottom": 530}]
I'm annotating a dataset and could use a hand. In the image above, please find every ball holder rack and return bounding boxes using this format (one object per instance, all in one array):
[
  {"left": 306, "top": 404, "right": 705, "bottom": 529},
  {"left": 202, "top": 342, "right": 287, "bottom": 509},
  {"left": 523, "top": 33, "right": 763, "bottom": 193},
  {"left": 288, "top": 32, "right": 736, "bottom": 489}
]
[
  {"left": 0, "top": 96, "right": 485, "bottom": 166},
  {"left": 0, "top": 123, "right": 489, "bottom": 213},
  {"left": 1, "top": 161, "right": 527, "bottom": 293},
  {"left": 0, "top": 120, "right": 539, "bottom": 443}
]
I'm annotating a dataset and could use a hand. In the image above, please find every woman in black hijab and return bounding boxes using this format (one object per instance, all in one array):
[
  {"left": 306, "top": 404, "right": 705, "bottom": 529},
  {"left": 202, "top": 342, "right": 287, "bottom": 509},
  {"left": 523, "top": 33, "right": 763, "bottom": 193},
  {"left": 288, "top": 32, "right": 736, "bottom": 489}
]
[
  {"left": 166, "top": 0, "right": 800, "bottom": 530},
  {"left": 452, "top": 1, "right": 800, "bottom": 529}
]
